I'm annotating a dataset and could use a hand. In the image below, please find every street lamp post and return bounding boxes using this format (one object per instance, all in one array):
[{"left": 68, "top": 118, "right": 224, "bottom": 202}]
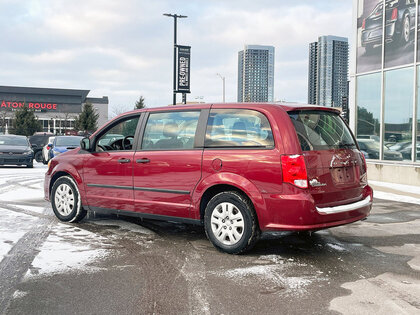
[
  {"left": 216, "top": 73, "right": 225, "bottom": 103},
  {"left": 163, "top": 13, "right": 188, "bottom": 105}
]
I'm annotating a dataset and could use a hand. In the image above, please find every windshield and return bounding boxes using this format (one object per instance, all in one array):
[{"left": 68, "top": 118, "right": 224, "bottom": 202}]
[
  {"left": 288, "top": 110, "right": 356, "bottom": 151},
  {"left": 55, "top": 137, "right": 82, "bottom": 147},
  {"left": 0, "top": 136, "right": 29, "bottom": 146}
]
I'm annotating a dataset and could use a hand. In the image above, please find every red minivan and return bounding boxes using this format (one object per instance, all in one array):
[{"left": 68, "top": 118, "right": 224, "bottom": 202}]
[{"left": 45, "top": 103, "right": 373, "bottom": 254}]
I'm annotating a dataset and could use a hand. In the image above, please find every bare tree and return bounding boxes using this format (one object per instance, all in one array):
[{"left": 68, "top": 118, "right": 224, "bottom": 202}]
[{"left": 109, "top": 105, "right": 132, "bottom": 119}]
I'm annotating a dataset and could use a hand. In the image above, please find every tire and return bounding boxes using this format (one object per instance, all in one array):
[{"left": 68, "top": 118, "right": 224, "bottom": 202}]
[
  {"left": 51, "top": 176, "right": 87, "bottom": 222},
  {"left": 34, "top": 151, "right": 43, "bottom": 163},
  {"left": 204, "top": 191, "right": 260, "bottom": 254},
  {"left": 26, "top": 162, "right": 33, "bottom": 168},
  {"left": 400, "top": 14, "right": 410, "bottom": 44}
]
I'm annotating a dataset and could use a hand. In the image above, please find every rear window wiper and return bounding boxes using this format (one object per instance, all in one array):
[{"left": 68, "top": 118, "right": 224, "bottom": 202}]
[{"left": 339, "top": 143, "right": 356, "bottom": 149}]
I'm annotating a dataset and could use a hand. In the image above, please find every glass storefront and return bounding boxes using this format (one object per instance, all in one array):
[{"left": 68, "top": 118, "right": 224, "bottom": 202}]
[
  {"left": 384, "top": 67, "right": 413, "bottom": 161},
  {"left": 356, "top": 73, "right": 381, "bottom": 159},
  {"left": 355, "top": 0, "right": 420, "bottom": 164}
]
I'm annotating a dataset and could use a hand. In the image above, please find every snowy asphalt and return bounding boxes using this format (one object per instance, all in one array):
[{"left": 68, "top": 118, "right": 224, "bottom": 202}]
[{"left": 0, "top": 164, "right": 419, "bottom": 314}]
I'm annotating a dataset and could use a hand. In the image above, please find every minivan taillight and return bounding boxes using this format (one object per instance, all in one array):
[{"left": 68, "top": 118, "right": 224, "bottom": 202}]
[{"left": 281, "top": 154, "right": 308, "bottom": 189}]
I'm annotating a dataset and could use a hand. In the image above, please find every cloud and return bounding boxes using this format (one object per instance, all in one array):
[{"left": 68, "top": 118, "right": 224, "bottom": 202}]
[{"left": 0, "top": 0, "right": 352, "bottom": 114}]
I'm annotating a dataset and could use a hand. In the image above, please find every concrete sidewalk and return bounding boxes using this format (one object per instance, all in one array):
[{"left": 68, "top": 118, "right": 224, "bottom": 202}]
[{"left": 369, "top": 180, "right": 420, "bottom": 205}]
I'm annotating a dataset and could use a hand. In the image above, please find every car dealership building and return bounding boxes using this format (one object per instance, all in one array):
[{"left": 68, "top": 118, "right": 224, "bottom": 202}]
[
  {"left": 0, "top": 85, "right": 108, "bottom": 135},
  {"left": 350, "top": 0, "right": 420, "bottom": 185}
]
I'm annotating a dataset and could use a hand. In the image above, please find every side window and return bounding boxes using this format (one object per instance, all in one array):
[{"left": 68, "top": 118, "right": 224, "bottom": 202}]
[
  {"left": 96, "top": 116, "right": 140, "bottom": 151},
  {"left": 142, "top": 111, "right": 200, "bottom": 150},
  {"left": 205, "top": 109, "right": 274, "bottom": 148}
]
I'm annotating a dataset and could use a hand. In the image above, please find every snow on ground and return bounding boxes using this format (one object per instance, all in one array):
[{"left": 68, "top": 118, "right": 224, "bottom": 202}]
[
  {"left": 213, "top": 254, "right": 325, "bottom": 296},
  {"left": 0, "top": 164, "right": 47, "bottom": 202},
  {"left": 0, "top": 207, "right": 39, "bottom": 262},
  {"left": 26, "top": 223, "right": 110, "bottom": 277}
]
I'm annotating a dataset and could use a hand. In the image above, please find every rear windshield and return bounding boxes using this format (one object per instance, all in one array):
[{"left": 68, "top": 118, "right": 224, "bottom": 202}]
[
  {"left": 29, "top": 135, "right": 49, "bottom": 146},
  {"left": 288, "top": 110, "right": 356, "bottom": 151},
  {"left": 55, "top": 137, "right": 82, "bottom": 147}
]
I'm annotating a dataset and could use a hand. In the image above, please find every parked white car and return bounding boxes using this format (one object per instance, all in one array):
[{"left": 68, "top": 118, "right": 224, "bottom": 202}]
[{"left": 42, "top": 136, "right": 55, "bottom": 164}]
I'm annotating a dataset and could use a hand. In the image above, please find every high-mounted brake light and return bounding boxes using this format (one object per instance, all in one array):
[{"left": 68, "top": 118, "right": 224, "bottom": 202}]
[
  {"left": 281, "top": 154, "right": 308, "bottom": 189},
  {"left": 362, "top": 18, "right": 366, "bottom": 30},
  {"left": 390, "top": 8, "right": 397, "bottom": 21}
]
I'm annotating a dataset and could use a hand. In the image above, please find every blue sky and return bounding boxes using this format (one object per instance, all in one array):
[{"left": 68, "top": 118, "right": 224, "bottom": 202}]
[{"left": 0, "top": 0, "right": 352, "bottom": 116}]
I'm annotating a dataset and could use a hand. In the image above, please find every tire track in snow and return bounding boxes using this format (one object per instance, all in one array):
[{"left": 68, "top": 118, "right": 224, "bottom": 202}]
[
  {"left": 0, "top": 216, "right": 55, "bottom": 314},
  {"left": 181, "top": 246, "right": 211, "bottom": 315}
]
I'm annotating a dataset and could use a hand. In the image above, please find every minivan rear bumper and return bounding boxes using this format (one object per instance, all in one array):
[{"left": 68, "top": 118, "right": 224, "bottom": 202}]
[{"left": 260, "top": 185, "right": 373, "bottom": 231}]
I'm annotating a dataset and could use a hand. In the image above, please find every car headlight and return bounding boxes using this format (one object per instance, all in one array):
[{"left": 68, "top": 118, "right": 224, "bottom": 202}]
[{"left": 24, "top": 150, "right": 33, "bottom": 155}]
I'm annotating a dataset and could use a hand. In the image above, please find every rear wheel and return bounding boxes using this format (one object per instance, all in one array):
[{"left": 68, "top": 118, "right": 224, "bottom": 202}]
[
  {"left": 51, "top": 176, "right": 87, "bottom": 222},
  {"left": 400, "top": 14, "right": 410, "bottom": 44},
  {"left": 204, "top": 191, "right": 260, "bottom": 254}
]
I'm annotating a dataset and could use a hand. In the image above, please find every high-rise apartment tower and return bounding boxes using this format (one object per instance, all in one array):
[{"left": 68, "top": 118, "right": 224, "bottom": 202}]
[
  {"left": 308, "top": 35, "right": 348, "bottom": 107},
  {"left": 238, "top": 45, "right": 275, "bottom": 102}
]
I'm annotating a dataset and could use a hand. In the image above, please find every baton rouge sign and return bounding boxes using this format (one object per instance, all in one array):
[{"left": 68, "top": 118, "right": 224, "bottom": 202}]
[
  {"left": 1, "top": 100, "right": 58, "bottom": 110},
  {"left": 176, "top": 45, "right": 191, "bottom": 93}
]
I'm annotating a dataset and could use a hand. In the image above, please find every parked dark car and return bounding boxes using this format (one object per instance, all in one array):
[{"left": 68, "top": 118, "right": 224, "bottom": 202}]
[
  {"left": 0, "top": 135, "right": 34, "bottom": 168},
  {"left": 45, "top": 103, "right": 373, "bottom": 254},
  {"left": 361, "top": 0, "right": 416, "bottom": 53},
  {"left": 29, "top": 132, "right": 54, "bottom": 162},
  {"left": 49, "top": 136, "right": 83, "bottom": 160},
  {"left": 390, "top": 143, "right": 420, "bottom": 161},
  {"left": 357, "top": 139, "right": 403, "bottom": 160}
]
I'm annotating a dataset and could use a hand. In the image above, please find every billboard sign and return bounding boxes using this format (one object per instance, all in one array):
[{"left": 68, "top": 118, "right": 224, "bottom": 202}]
[
  {"left": 356, "top": 0, "right": 417, "bottom": 73},
  {"left": 176, "top": 45, "right": 191, "bottom": 93},
  {"left": 356, "top": 0, "right": 383, "bottom": 73}
]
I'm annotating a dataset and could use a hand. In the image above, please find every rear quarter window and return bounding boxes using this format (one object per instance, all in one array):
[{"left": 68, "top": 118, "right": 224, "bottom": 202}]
[{"left": 205, "top": 109, "right": 274, "bottom": 148}]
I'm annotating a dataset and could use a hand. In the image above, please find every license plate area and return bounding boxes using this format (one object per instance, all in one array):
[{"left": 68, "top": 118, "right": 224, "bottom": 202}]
[{"left": 331, "top": 167, "right": 355, "bottom": 185}]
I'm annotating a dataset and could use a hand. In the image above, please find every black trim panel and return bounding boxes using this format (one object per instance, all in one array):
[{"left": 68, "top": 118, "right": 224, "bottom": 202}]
[
  {"left": 89, "top": 206, "right": 202, "bottom": 225},
  {"left": 87, "top": 183, "right": 190, "bottom": 195},
  {"left": 133, "top": 187, "right": 190, "bottom": 194},
  {"left": 87, "top": 183, "right": 132, "bottom": 190}
]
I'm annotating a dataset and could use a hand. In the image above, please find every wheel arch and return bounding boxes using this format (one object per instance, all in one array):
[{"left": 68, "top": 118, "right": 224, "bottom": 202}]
[
  {"left": 193, "top": 173, "right": 266, "bottom": 226},
  {"left": 49, "top": 168, "right": 85, "bottom": 204}
]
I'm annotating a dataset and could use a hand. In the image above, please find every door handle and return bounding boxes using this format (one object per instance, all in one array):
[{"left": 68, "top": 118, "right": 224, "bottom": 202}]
[
  {"left": 118, "top": 158, "right": 131, "bottom": 163},
  {"left": 136, "top": 158, "right": 150, "bottom": 164}
]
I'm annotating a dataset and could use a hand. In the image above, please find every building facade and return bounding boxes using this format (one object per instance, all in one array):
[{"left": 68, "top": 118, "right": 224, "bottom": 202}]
[
  {"left": 350, "top": 0, "right": 420, "bottom": 185},
  {"left": 0, "top": 86, "right": 108, "bottom": 134},
  {"left": 238, "top": 45, "right": 275, "bottom": 102},
  {"left": 308, "top": 35, "right": 349, "bottom": 108}
]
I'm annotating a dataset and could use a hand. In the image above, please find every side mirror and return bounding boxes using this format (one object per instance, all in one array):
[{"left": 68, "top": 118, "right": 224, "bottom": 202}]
[{"left": 80, "top": 138, "right": 91, "bottom": 151}]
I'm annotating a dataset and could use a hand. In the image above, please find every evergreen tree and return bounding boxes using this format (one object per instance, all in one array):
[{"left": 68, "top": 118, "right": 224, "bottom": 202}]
[
  {"left": 134, "top": 96, "right": 146, "bottom": 109},
  {"left": 13, "top": 107, "right": 42, "bottom": 136},
  {"left": 75, "top": 102, "right": 99, "bottom": 133}
]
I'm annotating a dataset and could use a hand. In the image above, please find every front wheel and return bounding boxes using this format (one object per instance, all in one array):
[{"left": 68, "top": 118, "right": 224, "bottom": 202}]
[
  {"left": 204, "top": 191, "right": 260, "bottom": 254},
  {"left": 51, "top": 176, "right": 87, "bottom": 222},
  {"left": 34, "top": 151, "right": 43, "bottom": 163}
]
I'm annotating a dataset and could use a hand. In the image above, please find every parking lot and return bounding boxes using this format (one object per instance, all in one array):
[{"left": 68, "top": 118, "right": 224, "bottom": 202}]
[{"left": 0, "top": 163, "right": 419, "bottom": 314}]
